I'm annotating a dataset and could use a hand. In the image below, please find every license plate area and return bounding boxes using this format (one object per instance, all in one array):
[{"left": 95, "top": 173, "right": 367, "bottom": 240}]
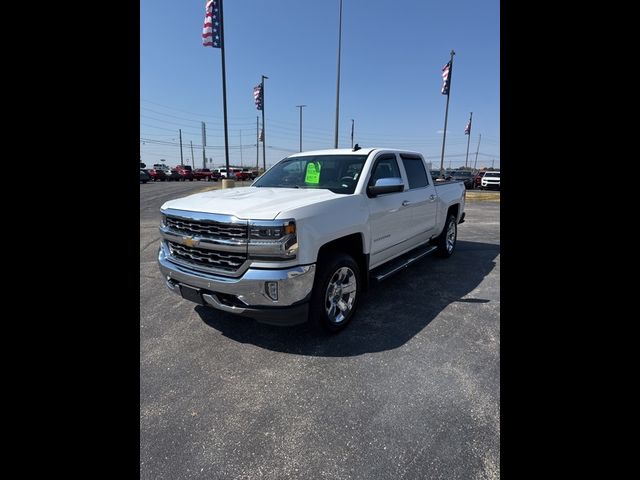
[{"left": 179, "top": 284, "right": 205, "bottom": 305}]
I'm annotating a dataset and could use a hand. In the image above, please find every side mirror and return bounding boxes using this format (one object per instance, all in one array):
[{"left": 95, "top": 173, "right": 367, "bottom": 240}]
[{"left": 367, "top": 177, "right": 404, "bottom": 197}]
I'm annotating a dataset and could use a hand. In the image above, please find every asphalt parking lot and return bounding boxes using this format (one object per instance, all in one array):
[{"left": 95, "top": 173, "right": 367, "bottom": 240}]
[{"left": 140, "top": 181, "right": 500, "bottom": 479}]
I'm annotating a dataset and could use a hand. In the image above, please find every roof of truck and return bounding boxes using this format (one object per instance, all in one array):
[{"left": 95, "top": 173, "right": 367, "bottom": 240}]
[{"left": 287, "top": 147, "right": 423, "bottom": 157}]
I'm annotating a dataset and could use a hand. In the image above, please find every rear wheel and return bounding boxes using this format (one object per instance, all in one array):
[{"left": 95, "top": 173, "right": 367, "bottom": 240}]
[
  {"left": 435, "top": 214, "right": 457, "bottom": 258},
  {"left": 310, "top": 254, "right": 360, "bottom": 333}
]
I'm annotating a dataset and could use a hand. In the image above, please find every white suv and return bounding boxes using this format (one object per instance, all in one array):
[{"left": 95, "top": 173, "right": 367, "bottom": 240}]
[{"left": 480, "top": 171, "right": 500, "bottom": 190}]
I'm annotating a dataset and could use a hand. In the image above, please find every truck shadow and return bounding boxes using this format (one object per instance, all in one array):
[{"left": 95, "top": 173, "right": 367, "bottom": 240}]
[{"left": 194, "top": 240, "right": 499, "bottom": 356}]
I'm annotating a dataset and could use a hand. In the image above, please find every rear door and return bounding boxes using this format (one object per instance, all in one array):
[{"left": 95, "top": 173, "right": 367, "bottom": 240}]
[{"left": 398, "top": 154, "right": 438, "bottom": 245}]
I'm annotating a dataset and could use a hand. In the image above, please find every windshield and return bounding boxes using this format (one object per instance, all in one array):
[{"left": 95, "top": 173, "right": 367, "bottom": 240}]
[
  {"left": 484, "top": 172, "right": 500, "bottom": 177},
  {"left": 253, "top": 154, "right": 368, "bottom": 194}
]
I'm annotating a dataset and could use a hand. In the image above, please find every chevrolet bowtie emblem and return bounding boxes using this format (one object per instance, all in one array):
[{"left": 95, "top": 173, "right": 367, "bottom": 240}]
[{"left": 183, "top": 236, "right": 198, "bottom": 247}]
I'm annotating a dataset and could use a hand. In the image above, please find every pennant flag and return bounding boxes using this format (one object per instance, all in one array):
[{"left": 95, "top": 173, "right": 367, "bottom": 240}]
[
  {"left": 464, "top": 119, "right": 471, "bottom": 135},
  {"left": 441, "top": 61, "right": 451, "bottom": 95},
  {"left": 253, "top": 84, "right": 263, "bottom": 110},
  {"left": 202, "top": 0, "right": 222, "bottom": 48}
]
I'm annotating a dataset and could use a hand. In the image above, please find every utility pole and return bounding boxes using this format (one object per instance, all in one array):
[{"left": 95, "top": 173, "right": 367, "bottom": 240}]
[
  {"left": 492, "top": 159, "right": 495, "bottom": 169},
  {"left": 201, "top": 122, "right": 207, "bottom": 169},
  {"left": 439, "top": 49, "right": 455, "bottom": 177},
  {"left": 296, "top": 105, "right": 306, "bottom": 152},
  {"left": 464, "top": 112, "right": 473, "bottom": 168},
  {"left": 350, "top": 119, "right": 354, "bottom": 148},
  {"left": 240, "top": 130, "right": 243, "bottom": 167},
  {"left": 473, "top": 133, "right": 482, "bottom": 170},
  {"left": 179, "top": 129, "right": 184, "bottom": 166},
  {"left": 256, "top": 116, "right": 259, "bottom": 170},
  {"left": 190, "top": 141, "right": 195, "bottom": 169},
  {"left": 334, "top": 0, "right": 344, "bottom": 149},
  {"left": 261, "top": 75, "right": 268, "bottom": 172}
]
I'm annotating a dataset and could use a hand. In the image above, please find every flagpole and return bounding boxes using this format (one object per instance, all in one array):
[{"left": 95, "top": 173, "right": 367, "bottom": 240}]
[
  {"left": 218, "top": 0, "right": 231, "bottom": 175},
  {"left": 464, "top": 111, "right": 472, "bottom": 168},
  {"left": 439, "top": 49, "right": 455, "bottom": 178},
  {"left": 333, "top": 0, "right": 343, "bottom": 149},
  {"left": 473, "top": 133, "right": 482, "bottom": 170},
  {"left": 261, "top": 75, "right": 268, "bottom": 172},
  {"left": 256, "top": 116, "right": 259, "bottom": 171}
]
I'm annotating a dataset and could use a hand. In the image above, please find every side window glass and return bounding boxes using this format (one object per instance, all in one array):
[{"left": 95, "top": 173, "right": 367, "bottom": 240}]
[
  {"left": 400, "top": 155, "right": 429, "bottom": 189},
  {"left": 370, "top": 155, "right": 401, "bottom": 184}
]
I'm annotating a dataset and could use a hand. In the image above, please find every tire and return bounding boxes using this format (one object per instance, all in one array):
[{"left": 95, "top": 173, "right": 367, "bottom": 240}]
[
  {"left": 435, "top": 214, "right": 458, "bottom": 258},
  {"left": 309, "top": 253, "right": 361, "bottom": 333}
]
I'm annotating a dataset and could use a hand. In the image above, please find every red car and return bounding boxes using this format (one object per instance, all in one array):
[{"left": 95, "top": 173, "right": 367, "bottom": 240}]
[
  {"left": 232, "top": 168, "right": 250, "bottom": 181},
  {"left": 174, "top": 165, "right": 194, "bottom": 181},
  {"left": 147, "top": 168, "right": 167, "bottom": 181},
  {"left": 193, "top": 168, "right": 220, "bottom": 181}
]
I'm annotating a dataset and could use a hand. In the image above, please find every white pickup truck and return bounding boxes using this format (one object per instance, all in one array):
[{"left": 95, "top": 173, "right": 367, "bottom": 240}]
[{"left": 158, "top": 147, "right": 466, "bottom": 332}]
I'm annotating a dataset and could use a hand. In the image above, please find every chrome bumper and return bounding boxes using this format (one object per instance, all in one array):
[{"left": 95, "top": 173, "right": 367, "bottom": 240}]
[{"left": 158, "top": 242, "right": 316, "bottom": 325}]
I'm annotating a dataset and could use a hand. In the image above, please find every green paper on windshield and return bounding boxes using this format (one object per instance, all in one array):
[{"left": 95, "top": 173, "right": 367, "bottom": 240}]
[{"left": 305, "top": 162, "right": 321, "bottom": 184}]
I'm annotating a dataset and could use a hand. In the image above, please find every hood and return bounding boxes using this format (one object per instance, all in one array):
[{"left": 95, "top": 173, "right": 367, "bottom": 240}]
[{"left": 161, "top": 186, "right": 341, "bottom": 220}]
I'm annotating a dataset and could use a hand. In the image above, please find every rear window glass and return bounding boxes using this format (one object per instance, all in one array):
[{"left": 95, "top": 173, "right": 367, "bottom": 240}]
[{"left": 400, "top": 155, "right": 429, "bottom": 189}]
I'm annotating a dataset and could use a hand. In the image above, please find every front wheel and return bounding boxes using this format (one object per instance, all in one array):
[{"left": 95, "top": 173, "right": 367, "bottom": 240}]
[
  {"left": 310, "top": 254, "right": 360, "bottom": 333},
  {"left": 435, "top": 214, "right": 458, "bottom": 258}
]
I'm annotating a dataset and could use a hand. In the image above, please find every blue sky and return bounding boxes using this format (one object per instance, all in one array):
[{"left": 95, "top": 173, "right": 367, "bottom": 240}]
[{"left": 140, "top": 0, "right": 499, "bottom": 170}]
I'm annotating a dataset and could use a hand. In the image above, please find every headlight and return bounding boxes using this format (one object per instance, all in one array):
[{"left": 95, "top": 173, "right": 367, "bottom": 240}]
[{"left": 248, "top": 219, "right": 297, "bottom": 260}]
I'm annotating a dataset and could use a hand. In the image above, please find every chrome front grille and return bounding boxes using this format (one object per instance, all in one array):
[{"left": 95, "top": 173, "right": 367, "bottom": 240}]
[
  {"left": 165, "top": 216, "right": 248, "bottom": 240},
  {"left": 167, "top": 241, "right": 246, "bottom": 272}
]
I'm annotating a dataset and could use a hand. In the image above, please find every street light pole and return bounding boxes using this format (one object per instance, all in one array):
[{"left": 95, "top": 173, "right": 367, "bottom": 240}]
[
  {"left": 333, "top": 0, "right": 343, "bottom": 149},
  {"left": 296, "top": 105, "right": 306, "bottom": 152},
  {"left": 261, "top": 75, "right": 268, "bottom": 171}
]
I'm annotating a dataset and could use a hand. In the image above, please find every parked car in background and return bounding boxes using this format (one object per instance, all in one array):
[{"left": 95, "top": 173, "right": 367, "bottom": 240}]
[
  {"left": 233, "top": 168, "right": 251, "bottom": 181},
  {"left": 153, "top": 163, "right": 171, "bottom": 175},
  {"left": 140, "top": 169, "right": 150, "bottom": 184},
  {"left": 480, "top": 171, "right": 500, "bottom": 190},
  {"left": 214, "top": 167, "right": 251, "bottom": 180},
  {"left": 474, "top": 171, "right": 486, "bottom": 188},
  {"left": 213, "top": 167, "right": 229, "bottom": 178},
  {"left": 242, "top": 168, "right": 259, "bottom": 180},
  {"left": 430, "top": 170, "right": 453, "bottom": 181},
  {"left": 167, "top": 169, "right": 182, "bottom": 181},
  {"left": 449, "top": 170, "right": 475, "bottom": 189},
  {"left": 147, "top": 168, "right": 167, "bottom": 182},
  {"left": 193, "top": 168, "right": 215, "bottom": 181},
  {"left": 175, "top": 165, "right": 194, "bottom": 181}
]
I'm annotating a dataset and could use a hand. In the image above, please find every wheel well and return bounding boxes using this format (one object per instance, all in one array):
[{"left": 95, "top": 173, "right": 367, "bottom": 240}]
[
  {"left": 447, "top": 204, "right": 459, "bottom": 220},
  {"left": 317, "top": 233, "right": 369, "bottom": 291}
]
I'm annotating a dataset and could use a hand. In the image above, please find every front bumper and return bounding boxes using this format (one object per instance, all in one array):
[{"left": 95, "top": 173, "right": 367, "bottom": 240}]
[{"left": 158, "top": 242, "right": 316, "bottom": 326}]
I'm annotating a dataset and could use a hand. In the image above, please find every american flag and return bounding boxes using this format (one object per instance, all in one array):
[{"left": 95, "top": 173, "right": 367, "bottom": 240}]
[
  {"left": 464, "top": 119, "right": 471, "bottom": 135},
  {"left": 202, "top": 0, "right": 222, "bottom": 48},
  {"left": 441, "top": 61, "right": 451, "bottom": 95},
  {"left": 253, "top": 84, "right": 263, "bottom": 110}
]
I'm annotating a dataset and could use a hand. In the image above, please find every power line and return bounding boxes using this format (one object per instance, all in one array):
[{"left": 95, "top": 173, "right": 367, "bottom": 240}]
[{"left": 141, "top": 99, "right": 256, "bottom": 122}]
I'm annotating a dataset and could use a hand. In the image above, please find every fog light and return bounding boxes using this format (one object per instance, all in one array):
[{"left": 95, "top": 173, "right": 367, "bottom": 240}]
[{"left": 265, "top": 282, "right": 278, "bottom": 301}]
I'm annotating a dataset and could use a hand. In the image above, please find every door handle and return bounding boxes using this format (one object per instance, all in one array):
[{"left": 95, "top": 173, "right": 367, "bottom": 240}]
[{"left": 402, "top": 200, "right": 411, "bottom": 206}]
